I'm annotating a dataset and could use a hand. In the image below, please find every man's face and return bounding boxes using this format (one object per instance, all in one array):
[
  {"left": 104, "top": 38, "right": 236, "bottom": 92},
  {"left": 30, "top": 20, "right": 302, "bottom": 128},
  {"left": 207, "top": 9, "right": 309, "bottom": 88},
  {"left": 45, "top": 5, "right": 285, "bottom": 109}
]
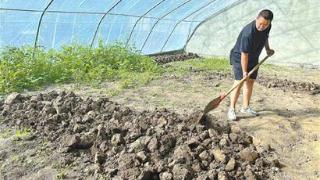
[{"left": 255, "top": 16, "right": 271, "bottom": 31}]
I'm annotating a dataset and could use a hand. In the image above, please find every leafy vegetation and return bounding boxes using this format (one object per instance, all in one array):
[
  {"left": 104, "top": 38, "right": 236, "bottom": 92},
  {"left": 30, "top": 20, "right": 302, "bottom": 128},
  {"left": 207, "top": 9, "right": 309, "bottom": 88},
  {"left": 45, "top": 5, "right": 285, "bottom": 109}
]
[
  {"left": 4, "top": 42, "right": 288, "bottom": 96},
  {"left": 14, "top": 128, "right": 31, "bottom": 138},
  {"left": 0, "top": 128, "right": 31, "bottom": 139},
  {"left": 0, "top": 42, "right": 162, "bottom": 94}
]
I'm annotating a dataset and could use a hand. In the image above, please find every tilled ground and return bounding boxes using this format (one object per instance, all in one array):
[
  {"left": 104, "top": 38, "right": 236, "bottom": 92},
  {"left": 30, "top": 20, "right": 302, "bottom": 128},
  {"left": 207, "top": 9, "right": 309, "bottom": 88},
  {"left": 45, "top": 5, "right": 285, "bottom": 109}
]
[
  {"left": 0, "top": 91, "right": 281, "bottom": 179},
  {"left": 153, "top": 53, "right": 320, "bottom": 95},
  {"left": 200, "top": 71, "right": 320, "bottom": 95},
  {"left": 152, "top": 53, "right": 200, "bottom": 64}
]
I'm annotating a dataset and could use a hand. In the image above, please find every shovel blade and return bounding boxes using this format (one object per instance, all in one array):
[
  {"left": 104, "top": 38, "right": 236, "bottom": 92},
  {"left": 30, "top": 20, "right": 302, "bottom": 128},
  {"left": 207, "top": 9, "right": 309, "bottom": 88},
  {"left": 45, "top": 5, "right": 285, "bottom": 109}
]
[
  {"left": 198, "top": 96, "right": 222, "bottom": 123},
  {"left": 203, "top": 96, "right": 222, "bottom": 114}
]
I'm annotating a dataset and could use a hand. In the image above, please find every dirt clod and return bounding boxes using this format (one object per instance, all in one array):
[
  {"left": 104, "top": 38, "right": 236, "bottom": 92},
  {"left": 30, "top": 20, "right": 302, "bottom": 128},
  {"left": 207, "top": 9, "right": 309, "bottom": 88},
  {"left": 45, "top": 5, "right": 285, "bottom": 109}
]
[{"left": 0, "top": 91, "right": 280, "bottom": 179}]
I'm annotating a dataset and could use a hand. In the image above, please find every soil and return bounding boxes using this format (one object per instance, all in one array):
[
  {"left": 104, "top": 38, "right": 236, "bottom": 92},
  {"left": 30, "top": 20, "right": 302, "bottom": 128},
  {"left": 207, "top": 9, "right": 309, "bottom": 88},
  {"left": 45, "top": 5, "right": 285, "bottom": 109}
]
[
  {"left": 1, "top": 60, "right": 319, "bottom": 180},
  {"left": 152, "top": 53, "right": 200, "bottom": 64},
  {"left": 109, "top": 70, "right": 320, "bottom": 180},
  {"left": 1, "top": 91, "right": 279, "bottom": 179}
]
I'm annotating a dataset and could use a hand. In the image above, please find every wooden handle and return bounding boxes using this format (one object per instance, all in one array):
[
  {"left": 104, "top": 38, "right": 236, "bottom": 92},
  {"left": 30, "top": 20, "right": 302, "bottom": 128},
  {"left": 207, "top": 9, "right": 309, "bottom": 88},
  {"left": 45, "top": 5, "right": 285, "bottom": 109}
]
[{"left": 224, "top": 55, "right": 270, "bottom": 97}]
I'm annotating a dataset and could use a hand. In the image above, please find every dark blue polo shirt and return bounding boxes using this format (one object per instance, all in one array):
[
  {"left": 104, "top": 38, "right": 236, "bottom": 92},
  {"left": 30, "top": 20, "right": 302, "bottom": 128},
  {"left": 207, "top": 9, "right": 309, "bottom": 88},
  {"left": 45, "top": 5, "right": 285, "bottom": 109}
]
[{"left": 230, "top": 20, "right": 271, "bottom": 66}]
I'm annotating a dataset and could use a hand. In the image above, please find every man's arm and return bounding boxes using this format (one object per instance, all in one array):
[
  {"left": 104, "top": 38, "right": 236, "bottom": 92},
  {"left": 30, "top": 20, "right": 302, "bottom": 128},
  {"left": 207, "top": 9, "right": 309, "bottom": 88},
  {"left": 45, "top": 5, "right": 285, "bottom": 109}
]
[
  {"left": 239, "top": 33, "right": 251, "bottom": 78},
  {"left": 265, "top": 39, "right": 274, "bottom": 56},
  {"left": 265, "top": 39, "right": 270, "bottom": 50},
  {"left": 241, "top": 52, "right": 249, "bottom": 78}
]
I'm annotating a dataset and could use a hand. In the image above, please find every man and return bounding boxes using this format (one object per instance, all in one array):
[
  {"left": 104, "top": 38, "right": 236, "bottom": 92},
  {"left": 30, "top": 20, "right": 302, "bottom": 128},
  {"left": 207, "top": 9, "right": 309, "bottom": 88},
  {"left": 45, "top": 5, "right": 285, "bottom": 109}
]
[{"left": 228, "top": 9, "right": 275, "bottom": 121}]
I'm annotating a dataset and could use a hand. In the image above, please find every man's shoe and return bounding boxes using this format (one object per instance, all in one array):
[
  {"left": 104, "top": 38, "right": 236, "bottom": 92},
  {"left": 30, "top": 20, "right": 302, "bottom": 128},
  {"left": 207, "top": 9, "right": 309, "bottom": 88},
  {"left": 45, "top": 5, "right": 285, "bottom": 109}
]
[
  {"left": 228, "top": 108, "right": 237, "bottom": 121},
  {"left": 240, "top": 106, "right": 258, "bottom": 116}
]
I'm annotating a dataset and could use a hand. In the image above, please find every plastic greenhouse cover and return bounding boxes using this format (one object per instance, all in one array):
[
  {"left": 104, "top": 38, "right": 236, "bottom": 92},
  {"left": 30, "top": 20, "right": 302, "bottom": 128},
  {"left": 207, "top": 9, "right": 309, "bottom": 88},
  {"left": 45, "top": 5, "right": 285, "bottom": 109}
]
[
  {"left": 0, "top": 0, "right": 242, "bottom": 54},
  {"left": 0, "top": 0, "right": 51, "bottom": 11},
  {"left": 47, "top": 0, "right": 119, "bottom": 13},
  {"left": 185, "top": 0, "right": 240, "bottom": 21}
]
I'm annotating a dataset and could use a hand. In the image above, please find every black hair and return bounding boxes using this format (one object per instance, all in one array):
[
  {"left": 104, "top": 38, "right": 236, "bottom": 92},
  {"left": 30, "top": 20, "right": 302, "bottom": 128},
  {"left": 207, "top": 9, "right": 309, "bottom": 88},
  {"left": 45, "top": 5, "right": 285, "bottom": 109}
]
[{"left": 258, "top": 9, "right": 273, "bottom": 21}]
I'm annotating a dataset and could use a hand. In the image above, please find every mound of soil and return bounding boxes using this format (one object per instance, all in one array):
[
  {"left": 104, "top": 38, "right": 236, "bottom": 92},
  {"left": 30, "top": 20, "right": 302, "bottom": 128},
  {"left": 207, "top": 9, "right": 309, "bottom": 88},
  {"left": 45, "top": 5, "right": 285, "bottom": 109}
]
[
  {"left": 203, "top": 71, "right": 320, "bottom": 95},
  {"left": 0, "top": 91, "right": 281, "bottom": 179},
  {"left": 258, "top": 77, "right": 320, "bottom": 95},
  {"left": 153, "top": 53, "right": 200, "bottom": 64}
]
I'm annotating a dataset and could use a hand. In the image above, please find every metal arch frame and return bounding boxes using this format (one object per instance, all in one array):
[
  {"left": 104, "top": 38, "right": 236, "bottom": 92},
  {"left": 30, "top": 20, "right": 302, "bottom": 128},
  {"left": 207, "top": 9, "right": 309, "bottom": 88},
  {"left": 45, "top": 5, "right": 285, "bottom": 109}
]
[
  {"left": 182, "top": 0, "right": 246, "bottom": 51},
  {"left": 34, "top": 0, "right": 55, "bottom": 50},
  {"left": 125, "top": 0, "right": 166, "bottom": 48},
  {"left": 8, "top": 0, "right": 247, "bottom": 54},
  {"left": 183, "top": 0, "right": 273, "bottom": 49},
  {"left": 160, "top": 0, "right": 217, "bottom": 52},
  {"left": 0, "top": 8, "right": 202, "bottom": 22},
  {"left": 90, "top": 0, "right": 122, "bottom": 47},
  {"left": 140, "top": 0, "right": 192, "bottom": 52}
]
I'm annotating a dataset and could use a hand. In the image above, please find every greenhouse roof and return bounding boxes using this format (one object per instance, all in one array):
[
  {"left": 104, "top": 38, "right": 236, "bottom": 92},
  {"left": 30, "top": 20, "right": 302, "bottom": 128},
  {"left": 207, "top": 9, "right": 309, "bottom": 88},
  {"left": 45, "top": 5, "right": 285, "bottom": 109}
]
[{"left": 0, "top": 0, "right": 242, "bottom": 54}]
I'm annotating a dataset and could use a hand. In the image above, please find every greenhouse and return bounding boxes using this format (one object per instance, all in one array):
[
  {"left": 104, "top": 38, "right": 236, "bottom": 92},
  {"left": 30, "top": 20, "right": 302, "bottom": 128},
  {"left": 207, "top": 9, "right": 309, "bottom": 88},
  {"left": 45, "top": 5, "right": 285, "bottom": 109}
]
[
  {"left": 0, "top": 0, "right": 319, "bottom": 179},
  {"left": 1, "top": 0, "right": 319, "bottom": 67}
]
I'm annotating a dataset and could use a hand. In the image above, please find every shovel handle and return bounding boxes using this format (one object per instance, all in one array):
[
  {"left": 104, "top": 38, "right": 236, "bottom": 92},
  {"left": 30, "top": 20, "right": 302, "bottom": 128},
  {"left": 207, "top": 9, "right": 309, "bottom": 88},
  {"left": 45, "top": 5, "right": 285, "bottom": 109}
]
[{"left": 222, "top": 55, "right": 270, "bottom": 99}]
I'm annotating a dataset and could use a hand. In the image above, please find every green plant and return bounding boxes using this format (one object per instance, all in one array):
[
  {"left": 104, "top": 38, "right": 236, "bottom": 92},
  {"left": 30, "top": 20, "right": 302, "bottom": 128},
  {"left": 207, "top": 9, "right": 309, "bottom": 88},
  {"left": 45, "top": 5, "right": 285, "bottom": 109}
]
[
  {"left": 0, "top": 42, "right": 162, "bottom": 94},
  {"left": 15, "top": 128, "right": 31, "bottom": 138},
  {"left": 57, "top": 170, "right": 67, "bottom": 179}
]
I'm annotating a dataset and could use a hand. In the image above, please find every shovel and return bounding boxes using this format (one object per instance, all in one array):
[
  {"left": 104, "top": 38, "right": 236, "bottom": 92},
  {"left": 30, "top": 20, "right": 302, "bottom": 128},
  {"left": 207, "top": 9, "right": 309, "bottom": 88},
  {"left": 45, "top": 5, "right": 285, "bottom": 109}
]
[{"left": 198, "top": 55, "right": 271, "bottom": 123}]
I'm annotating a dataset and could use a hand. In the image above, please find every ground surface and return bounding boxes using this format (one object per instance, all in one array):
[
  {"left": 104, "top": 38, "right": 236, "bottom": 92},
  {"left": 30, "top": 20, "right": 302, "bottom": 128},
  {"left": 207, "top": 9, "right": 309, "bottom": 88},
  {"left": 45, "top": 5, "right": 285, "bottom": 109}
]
[
  {"left": 1, "top": 59, "right": 319, "bottom": 179},
  {"left": 112, "top": 66, "right": 320, "bottom": 180}
]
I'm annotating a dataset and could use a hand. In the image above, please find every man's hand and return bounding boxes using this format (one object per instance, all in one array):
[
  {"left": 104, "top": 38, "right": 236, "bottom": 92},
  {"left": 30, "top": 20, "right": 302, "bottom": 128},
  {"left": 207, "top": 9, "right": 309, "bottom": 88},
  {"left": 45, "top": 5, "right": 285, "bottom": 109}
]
[
  {"left": 243, "top": 71, "right": 249, "bottom": 80},
  {"left": 266, "top": 48, "right": 275, "bottom": 56}
]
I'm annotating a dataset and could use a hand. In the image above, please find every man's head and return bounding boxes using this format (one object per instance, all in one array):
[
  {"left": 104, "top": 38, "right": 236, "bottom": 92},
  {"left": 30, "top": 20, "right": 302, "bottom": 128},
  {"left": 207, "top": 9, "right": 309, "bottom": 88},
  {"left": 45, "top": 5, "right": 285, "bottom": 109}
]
[{"left": 256, "top": 9, "right": 273, "bottom": 31}]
